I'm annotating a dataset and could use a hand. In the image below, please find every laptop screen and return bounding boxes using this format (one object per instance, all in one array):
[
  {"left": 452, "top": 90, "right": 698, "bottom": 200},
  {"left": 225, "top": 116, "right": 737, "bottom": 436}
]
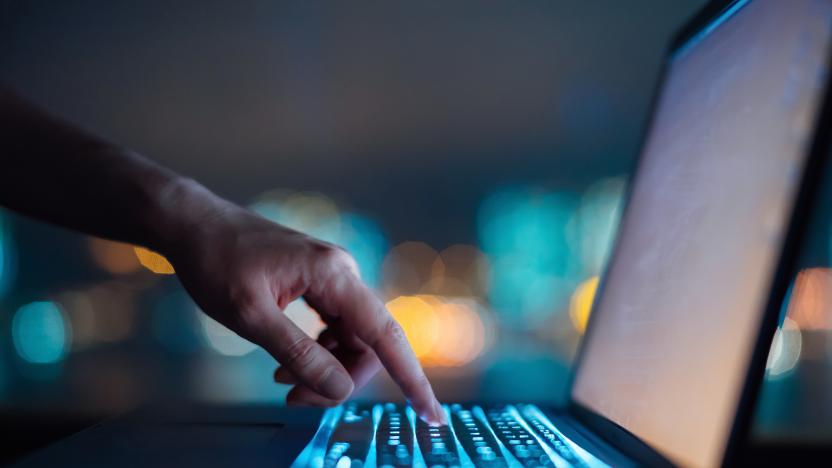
[{"left": 571, "top": 0, "right": 832, "bottom": 466}]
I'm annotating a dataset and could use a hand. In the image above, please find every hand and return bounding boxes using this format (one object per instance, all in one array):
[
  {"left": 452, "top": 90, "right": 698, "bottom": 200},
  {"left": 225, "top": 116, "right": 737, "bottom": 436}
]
[{"left": 164, "top": 196, "right": 446, "bottom": 425}]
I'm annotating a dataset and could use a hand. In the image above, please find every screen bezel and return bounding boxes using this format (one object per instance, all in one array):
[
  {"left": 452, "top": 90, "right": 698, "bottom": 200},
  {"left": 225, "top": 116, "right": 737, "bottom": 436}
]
[{"left": 565, "top": 0, "right": 832, "bottom": 465}]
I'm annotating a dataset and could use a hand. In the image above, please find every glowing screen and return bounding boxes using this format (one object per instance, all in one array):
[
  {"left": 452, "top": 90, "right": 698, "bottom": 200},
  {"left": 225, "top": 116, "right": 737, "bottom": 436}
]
[{"left": 572, "top": 0, "right": 832, "bottom": 466}]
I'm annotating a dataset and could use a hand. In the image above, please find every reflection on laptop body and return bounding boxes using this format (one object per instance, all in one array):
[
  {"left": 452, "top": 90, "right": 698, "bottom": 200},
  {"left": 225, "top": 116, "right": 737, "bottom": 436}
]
[{"left": 293, "top": 0, "right": 832, "bottom": 466}]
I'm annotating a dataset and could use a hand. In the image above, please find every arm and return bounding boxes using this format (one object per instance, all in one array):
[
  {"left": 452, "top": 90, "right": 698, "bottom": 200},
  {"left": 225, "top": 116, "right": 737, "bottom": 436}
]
[{"left": 0, "top": 87, "right": 446, "bottom": 424}]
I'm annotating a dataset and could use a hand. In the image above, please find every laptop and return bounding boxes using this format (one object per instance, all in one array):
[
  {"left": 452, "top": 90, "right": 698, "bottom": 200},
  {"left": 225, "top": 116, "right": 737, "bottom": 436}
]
[{"left": 15, "top": 0, "right": 832, "bottom": 466}]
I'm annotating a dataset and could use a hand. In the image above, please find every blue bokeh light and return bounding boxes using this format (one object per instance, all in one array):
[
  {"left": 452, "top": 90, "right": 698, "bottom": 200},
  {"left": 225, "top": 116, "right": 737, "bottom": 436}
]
[
  {"left": 12, "top": 301, "right": 70, "bottom": 364},
  {"left": 478, "top": 187, "right": 581, "bottom": 323}
]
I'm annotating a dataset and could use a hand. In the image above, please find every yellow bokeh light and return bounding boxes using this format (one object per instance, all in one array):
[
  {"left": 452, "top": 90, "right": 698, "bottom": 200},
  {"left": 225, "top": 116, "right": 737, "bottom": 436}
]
[
  {"left": 570, "top": 276, "right": 599, "bottom": 334},
  {"left": 134, "top": 246, "right": 175, "bottom": 275},
  {"left": 386, "top": 294, "right": 487, "bottom": 367},
  {"left": 386, "top": 295, "right": 440, "bottom": 359},
  {"left": 88, "top": 237, "right": 142, "bottom": 274}
]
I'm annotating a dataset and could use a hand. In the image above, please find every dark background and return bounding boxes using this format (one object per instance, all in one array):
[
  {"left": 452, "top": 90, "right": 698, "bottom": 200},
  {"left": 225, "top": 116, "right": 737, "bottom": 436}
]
[{"left": 2, "top": 0, "right": 832, "bottom": 462}]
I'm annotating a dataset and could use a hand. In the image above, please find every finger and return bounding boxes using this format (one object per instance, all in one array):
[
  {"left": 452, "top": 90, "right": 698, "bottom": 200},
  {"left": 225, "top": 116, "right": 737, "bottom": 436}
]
[
  {"left": 286, "top": 347, "right": 383, "bottom": 406},
  {"left": 253, "top": 309, "right": 354, "bottom": 402},
  {"left": 275, "top": 341, "right": 381, "bottom": 390},
  {"left": 306, "top": 273, "right": 446, "bottom": 425},
  {"left": 317, "top": 328, "right": 338, "bottom": 350},
  {"left": 273, "top": 326, "right": 339, "bottom": 384},
  {"left": 274, "top": 367, "right": 298, "bottom": 384}
]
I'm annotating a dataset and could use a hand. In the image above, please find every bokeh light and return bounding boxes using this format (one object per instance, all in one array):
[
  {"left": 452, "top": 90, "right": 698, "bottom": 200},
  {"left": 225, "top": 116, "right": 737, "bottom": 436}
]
[
  {"left": 12, "top": 301, "right": 71, "bottom": 364},
  {"left": 569, "top": 276, "right": 599, "bottom": 334},
  {"left": 386, "top": 295, "right": 440, "bottom": 359},
  {"left": 386, "top": 295, "right": 490, "bottom": 367},
  {"left": 88, "top": 237, "right": 142, "bottom": 274},
  {"left": 70, "top": 283, "right": 138, "bottom": 344},
  {"left": 0, "top": 210, "right": 16, "bottom": 298},
  {"left": 423, "top": 244, "right": 490, "bottom": 298},
  {"left": 134, "top": 246, "right": 175, "bottom": 275},
  {"left": 766, "top": 317, "right": 802, "bottom": 379},
  {"left": 785, "top": 268, "right": 832, "bottom": 330},
  {"left": 382, "top": 242, "right": 442, "bottom": 297},
  {"left": 478, "top": 187, "right": 581, "bottom": 323},
  {"left": 152, "top": 292, "right": 204, "bottom": 354},
  {"left": 568, "top": 177, "right": 626, "bottom": 276},
  {"left": 199, "top": 311, "right": 258, "bottom": 357}
]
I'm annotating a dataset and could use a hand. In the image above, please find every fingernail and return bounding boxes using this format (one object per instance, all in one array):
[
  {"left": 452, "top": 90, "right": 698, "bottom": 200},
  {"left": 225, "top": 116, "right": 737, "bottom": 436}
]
[
  {"left": 421, "top": 400, "right": 446, "bottom": 426},
  {"left": 432, "top": 400, "right": 448, "bottom": 426},
  {"left": 320, "top": 369, "right": 353, "bottom": 400}
]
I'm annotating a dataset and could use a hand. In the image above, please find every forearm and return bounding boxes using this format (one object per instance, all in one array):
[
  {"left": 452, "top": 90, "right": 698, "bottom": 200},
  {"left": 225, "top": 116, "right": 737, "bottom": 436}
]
[{"left": 0, "top": 87, "right": 227, "bottom": 255}]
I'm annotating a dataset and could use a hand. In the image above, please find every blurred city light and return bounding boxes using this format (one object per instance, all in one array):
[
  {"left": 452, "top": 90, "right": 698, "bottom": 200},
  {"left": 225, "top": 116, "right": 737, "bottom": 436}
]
[
  {"left": 478, "top": 187, "right": 581, "bottom": 324},
  {"left": 56, "top": 290, "right": 97, "bottom": 350},
  {"left": 569, "top": 276, "right": 599, "bottom": 335},
  {"left": 785, "top": 268, "right": 832, "bottom": 330},
  {"left": 0, "top": 210, "right": 16, "bottom": 298},
  {"left": 88, "top": 237, "right": 142, "bottom": 274},
  {"left": 251, "top": 191, "right": 341, "bottom": 242},
  {"left": 77, "top": 283, "right": 138, "bottom": 344},
  {"left": 424, "top": 244, "right": 490, "bottom": 298},
  {"left": 152, "top": 292, "right": 204, "bottom": 354},
  {"left": 199, "top": 310, "right": 258, "bottom": 357},
  {"left": 386, "top": 295, "right": 439, "bottom": 359},
  {"left": 765, "top": 317, "right": 803, "bottom": 379},
  {"left": 134, "top": 246, "right": 175, "bottom": 274},
  {"left": 12, "top": 301, "right": 70, "bottom": 364},
  {"left": 251, "top": 191, "right": 388, "bottom": 288},
  {"left": 386, "top": 295, "right": 490, "bottom": 367},
  {"left": 337, "top": 213, "right": 388, "bottom": 288},
  {"left": 568, "top": 177, "right": 626, "bottom": 276},
  {"left": 382, "top": 242, "right": 442, "bottom": 297}
]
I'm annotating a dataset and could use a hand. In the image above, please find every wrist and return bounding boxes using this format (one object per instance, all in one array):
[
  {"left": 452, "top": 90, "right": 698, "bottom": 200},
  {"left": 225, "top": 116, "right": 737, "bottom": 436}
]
[{"left": 140, "top": 174, "right": 235, "bottom": 258}]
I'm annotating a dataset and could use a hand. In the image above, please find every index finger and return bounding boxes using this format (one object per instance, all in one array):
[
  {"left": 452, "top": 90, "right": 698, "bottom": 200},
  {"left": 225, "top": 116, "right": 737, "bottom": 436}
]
[{"left": 306, "top": 275, "right": 446, "bottom": 425}]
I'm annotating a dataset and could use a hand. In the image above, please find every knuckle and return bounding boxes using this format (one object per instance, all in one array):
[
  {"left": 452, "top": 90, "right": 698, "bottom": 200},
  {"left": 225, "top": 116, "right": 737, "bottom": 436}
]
[
  {"left": 284, "top": 336, "right": 318, "bottom": 368},
  {"left": 314, "top": 244, "right": 358, "bottom": 272}
]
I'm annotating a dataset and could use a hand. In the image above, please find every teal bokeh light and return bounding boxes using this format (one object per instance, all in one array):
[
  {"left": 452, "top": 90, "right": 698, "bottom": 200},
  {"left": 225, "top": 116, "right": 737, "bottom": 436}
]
[
  {"left": 569, "top": 177, "right": 625, "bottom": 276},
  {"left": 12, "top": 301, "right": 70, "bottom": 364},
  {"left": 0, "top": 211, "right": 16, "bottom": 298},
  {"left": 338, "top": 213, "right": 388, "bottom": 288},
  {"left": 478, "top": 187, "right": 581, "bottom": 322}
]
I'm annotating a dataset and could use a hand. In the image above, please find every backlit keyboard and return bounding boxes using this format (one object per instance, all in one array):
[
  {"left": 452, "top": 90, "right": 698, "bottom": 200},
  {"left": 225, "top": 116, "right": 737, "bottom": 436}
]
[{"left": 292, "top": 403, "right": 606, "bottom": 468}]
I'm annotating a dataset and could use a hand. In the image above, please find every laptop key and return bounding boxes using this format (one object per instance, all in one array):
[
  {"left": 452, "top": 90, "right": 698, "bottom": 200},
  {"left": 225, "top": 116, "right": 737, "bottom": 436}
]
[
  {"left": 377, "top": 403, "right": 414, "bottom": 467},
  {"left": 322, "top": 402, "right": 374, "bottom": 468},
  {"left": 485, "top": 405, "right": 554, "bottom": 467},
  {"left": 414, "top": 409, "right": 463, "bottom": 467},
  {"left": 451, "top": 404, "right": 508, "bottom": 467}
]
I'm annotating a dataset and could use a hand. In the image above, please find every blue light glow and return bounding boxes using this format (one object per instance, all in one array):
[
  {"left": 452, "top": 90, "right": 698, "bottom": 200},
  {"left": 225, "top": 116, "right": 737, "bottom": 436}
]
[
  {"left": 12, "top": 301, "right": 70, "bottom": 364},
  {"left": 338, "top": 213, "right": 388, "bottom": 288}
]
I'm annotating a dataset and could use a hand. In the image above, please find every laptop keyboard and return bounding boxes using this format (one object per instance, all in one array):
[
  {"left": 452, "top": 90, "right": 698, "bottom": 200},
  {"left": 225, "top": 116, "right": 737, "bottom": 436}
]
[{"left": 292, "top": 403, "right": 605, "bottom": 468}]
